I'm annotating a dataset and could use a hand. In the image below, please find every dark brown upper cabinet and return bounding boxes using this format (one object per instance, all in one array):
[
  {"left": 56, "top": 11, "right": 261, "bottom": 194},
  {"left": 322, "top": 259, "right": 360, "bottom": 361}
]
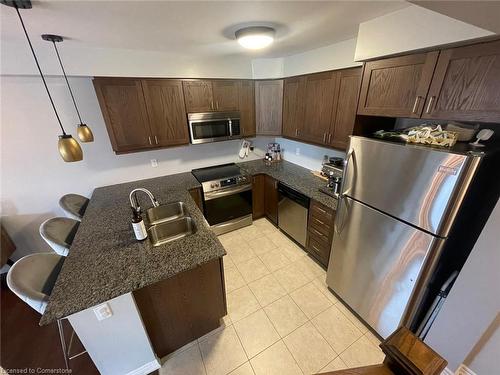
[
  {"left": 329, "top": 67, "right": 362, "bottom": 150},
  {"left": 182, "top": 80, "right": 214, "bottom": 112},
  {"left": 141, "top": 79, "right": 190, "bottom": 147},
  {"left": 282, "top": 76, "right": 306, "bottom": 139},
  {"left": 182, "top": 79, "right": 240, "bottom": 112},
  {"left": 239, "top": 80, "right": 256, "bottom": 137},
  {"left": 357, "top": 51, "right": 439, "bottom": 118},
  {"left": 93, "top": 78, "right": 154, "bottom": 153},
  {"left": 422, "top": 40, "right": 500, "bottom": 123},
  {"left": 212, "top": 80, "right": 240, "bottom": 111},
  {"left": 255, "top": 80, "right": 283, "bottom": 136},
  {"left": 301, "top": 71, "right": 339, "bottom": 145}
]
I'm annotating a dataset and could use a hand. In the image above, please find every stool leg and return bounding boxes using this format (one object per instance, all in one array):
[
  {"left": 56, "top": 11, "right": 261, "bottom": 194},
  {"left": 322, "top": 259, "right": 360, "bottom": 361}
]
[{"left": 57, "top": 319, "right": 70, "bottom": 370}]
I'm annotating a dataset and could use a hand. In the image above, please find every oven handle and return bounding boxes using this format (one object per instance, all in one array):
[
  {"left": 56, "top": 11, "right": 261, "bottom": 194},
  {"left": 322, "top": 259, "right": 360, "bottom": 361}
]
[{"left": 204, "top": 184, "right": 252, "bottom": 201}]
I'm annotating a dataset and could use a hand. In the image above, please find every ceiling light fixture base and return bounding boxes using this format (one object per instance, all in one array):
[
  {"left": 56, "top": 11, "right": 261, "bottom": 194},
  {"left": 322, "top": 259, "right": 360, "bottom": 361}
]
[
  {"left": 0, "top": 0, "right": 31, "bottom": 9},
  {"left": 42, "top": 34, "right": 63, "bottom": 43}
]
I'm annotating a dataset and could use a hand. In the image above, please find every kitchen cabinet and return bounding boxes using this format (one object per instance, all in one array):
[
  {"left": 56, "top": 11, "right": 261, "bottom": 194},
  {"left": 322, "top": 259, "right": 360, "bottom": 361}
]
[
  {"left": 282, "top": 76, "right": 306, "bottom": 139},
  {"left": 264, "top": 175, "right": 278, "bottom": 224},
  {"left": 357, "top": 52, "right": 439, "bottom": 118},
  {"left": 93, "top": 77, "right": 190, "bottom": 153},
  {"left": 142, "top": 79, "right": 190, "bottom": 147},
  {"left": 212, "top": 80, "right": 240, "bottom": 111},
  {"left": 255, "top": 80, "right": 283, "bottom": 135},
  {"left": 183, "top": 79, "right": 240, "bottom": 112},
  {"left": 93, "top": 78, "right": 154, "bottom": 153},
  {"left": 133, "top": 258, "right": 226, "bottom": 358},
  {"left": 422, "top": 39, "right": 500, "bottom": 123},
  {"left": 301, "top": 71, "right": 339, "bottom": 144},
  {"left": 182, "top": 80, "right": 214, "bottom": 112},
  {"left": 306, "top": 200, "right": 335, "bottom": 267},
  {"left": 239, "top": 81, "right": 256, "bottom": 137},
  {"left": 329, "top": 67, "right": 362, "bottom": 149},
  {"left": 252, "top": 174, "right": 265, "bottom": 219},
  {"left": 189, "top": 187, "right": 204, "bottom": 211}
]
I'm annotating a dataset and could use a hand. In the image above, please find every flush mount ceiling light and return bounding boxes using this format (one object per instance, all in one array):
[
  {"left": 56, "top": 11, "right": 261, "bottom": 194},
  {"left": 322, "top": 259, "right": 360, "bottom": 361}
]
[
  {"left": 235, "top": 26, "right": 275, "bottom": 50},
  {"left": 42, "top": 34, "right": 94, "bottom": 143},
  {"left": 1, "top": 0, "right": 83, "bottom": 162}
]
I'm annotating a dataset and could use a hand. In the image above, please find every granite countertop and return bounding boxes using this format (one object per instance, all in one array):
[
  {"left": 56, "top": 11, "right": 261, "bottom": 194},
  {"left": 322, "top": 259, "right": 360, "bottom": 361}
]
[
  {"left": 238, "top": 160, "right": 338, "bottom": 210},
  {"left": 40, "top": 172, "right": 225, "bottom": 325}
]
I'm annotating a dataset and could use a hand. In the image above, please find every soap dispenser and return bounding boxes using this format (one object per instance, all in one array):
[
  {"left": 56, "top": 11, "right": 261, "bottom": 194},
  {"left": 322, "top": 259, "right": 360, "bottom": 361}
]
[{"left": 131, "top": 207, "right": 147, "bottom": 241}]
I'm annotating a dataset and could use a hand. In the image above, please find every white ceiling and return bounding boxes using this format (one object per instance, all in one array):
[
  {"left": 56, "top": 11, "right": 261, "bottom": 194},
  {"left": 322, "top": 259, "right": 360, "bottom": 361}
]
[{"left": 1, "top": 1, "right": 409, "bottom": 59}]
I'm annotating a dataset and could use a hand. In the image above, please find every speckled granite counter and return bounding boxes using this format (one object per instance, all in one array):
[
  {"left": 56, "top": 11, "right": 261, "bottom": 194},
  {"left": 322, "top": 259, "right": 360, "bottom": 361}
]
[
  {"left": 40, "top": 172, "right": 225, "bottom": 325},
  {"left": 238, "top": 160, "right": 338, "bottom": 210}
]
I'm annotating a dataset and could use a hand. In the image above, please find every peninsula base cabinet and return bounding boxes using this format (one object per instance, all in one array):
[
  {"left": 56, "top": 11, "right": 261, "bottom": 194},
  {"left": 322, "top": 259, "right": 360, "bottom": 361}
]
[
  {"left": 264, "top": 175, "right": 279, "bottom": 224},
  {"left": 133, "top": 258, "right": 226, "bottom": 358},
  {"left": 252, "top": 174, "right": 266, "bottom": 219}
]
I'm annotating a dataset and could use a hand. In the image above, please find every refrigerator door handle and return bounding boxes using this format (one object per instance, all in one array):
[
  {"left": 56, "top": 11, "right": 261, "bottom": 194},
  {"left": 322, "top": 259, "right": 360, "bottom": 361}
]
[
  {"left": 334, "top": 195, "right": 349, "bottom": 235},
  {"left": 339, "top": 148, "right": 354, "bottom": 198}
]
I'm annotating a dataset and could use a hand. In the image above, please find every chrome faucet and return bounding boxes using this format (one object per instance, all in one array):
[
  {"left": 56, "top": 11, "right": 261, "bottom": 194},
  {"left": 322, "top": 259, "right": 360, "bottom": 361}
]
[{"left": 129, "top": 188, "right": 160, "bottom": 214}]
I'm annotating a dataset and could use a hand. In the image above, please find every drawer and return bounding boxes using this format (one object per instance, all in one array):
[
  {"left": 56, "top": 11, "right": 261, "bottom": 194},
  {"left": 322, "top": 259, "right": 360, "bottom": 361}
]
[
  {"left": 310, "top": 201, "right": 334, "bottom": 223},
  {"left": 307, "top": 233, "right": 331, "bottom": 267},
  {"left": 308, "top": 224, "right": 331, "bottom": 244}
]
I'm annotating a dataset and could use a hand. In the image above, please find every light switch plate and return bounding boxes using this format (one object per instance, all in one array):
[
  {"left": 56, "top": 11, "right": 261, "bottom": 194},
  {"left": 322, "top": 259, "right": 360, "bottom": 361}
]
[
  {"left": 295, "top": 147, "right": 300, "bottom": 156},
  {"left": 93, "top": 303, "right": 113, "bottom": 321},
  {"left": 150, "top": 159, "right": 158, "bottom": 168}
]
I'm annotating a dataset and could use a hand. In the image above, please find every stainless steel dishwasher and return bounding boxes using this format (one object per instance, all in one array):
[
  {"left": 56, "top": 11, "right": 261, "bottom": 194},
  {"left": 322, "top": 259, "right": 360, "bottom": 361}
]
[{"left": 277, "top": 182, "right": 310, "bottom": 246}]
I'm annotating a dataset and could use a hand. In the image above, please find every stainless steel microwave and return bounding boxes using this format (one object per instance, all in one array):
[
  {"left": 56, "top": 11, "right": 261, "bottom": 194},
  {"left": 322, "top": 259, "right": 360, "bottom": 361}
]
[{"left": 188, "top": 112, "right": 241, "bottom": 144}]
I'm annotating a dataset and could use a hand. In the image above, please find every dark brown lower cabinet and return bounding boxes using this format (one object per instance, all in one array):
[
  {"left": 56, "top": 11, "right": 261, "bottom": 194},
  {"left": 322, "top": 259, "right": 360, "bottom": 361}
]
[
  {"left": 252, "top": 174, "right": 265, "bottom": 219},
  {"left": 306, "top": 200, "right": 335, "bottom": 267},
  {"left": 189, "top": 187, "right": 204, "bottom": 211},
  {"left": 264, "top": 175, "right": 278, "bottom": 224},
  {"left": 133, "top": 258, "right": 226, "bottom": 358}
]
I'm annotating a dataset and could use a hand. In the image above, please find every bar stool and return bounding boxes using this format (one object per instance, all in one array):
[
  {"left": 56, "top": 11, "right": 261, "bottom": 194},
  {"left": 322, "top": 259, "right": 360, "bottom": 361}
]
[
  {"left": 59, "top": 194, "right": 89, "bottom": 221},
  {"left": 6, "top": 252, "right": 85, "bottom": 369},
  {"left": 39, "top": 217, "right": 79, "bottom": 256}
]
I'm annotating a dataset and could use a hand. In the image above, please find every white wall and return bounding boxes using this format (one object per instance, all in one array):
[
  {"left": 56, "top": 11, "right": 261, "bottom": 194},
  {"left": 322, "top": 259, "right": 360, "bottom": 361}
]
[
  {"left": 251, "top": 58, "right": 284, "bottom": 79},
  {"left": 283, "top": 38, "right": 361, "bottom": 77},
  {"left": 276, "top": 137, "right": 345, "bottom": 172},
  {"left": 425, "top": 199, "right": 500, "bottom": 372},
  {"left": 355, "top": 4, "right": 494, "bottom": 61},
  {"left": 0, "top": 75, "right": 271, "bottom": 260}
]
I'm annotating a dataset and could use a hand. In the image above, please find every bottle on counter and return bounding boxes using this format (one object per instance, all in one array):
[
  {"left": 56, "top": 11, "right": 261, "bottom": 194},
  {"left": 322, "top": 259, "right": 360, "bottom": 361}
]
[{"left": 131, "top": 207, "right": 147, "bottom": 241}]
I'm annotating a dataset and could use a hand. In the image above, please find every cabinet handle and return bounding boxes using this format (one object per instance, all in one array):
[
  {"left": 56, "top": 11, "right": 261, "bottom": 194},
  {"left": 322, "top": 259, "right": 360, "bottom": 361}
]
[
  {"left": 148, "top": 136, "right": 152, "bottom": 145},
  {"left": 216, "top": 101, "right": 219, "bottom": 110},
  {"left": 328, "top": 133, "right": 332, "bottom": 143},
  {"left": 412, "top": 96, "right": 422, "bottom": 114},
  {"left": 314, "top": 218, "right": 325, "bottom": 225},
  {"left": 311, "top": 244, "right": 321, "bottom": 253},
  {"left": 312, "top": 228, "right": 324, "bottom": 237},
  {"left": 211, "top": 100, "right": 214, "bottom": 110},
  {"left": 315, "top": 206, "right": 326, "bottom": 214},
  {"left": 323, "top": 133, "right": 327, "bottom": 142},
  {"left": 154, "top": 135, "right": 158, "bottom": 145},
  {"left": 295, "top": 129, "right": 298, "bottom": 137},
  {"left": 426, "top": 96, "right": 436, "bottom": 114},
  {"left": 274, "top": 181, "right": 278, "bottom": 189}
]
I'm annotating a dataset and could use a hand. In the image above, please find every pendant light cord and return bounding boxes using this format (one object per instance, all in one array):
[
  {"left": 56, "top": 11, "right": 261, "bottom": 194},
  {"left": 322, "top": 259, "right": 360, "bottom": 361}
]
[
  {"left": 15, "top": 6, "right": 66, "bottom": 135},
  {"left": 51, "top": 40, "right": 83, "bottom": 124}
]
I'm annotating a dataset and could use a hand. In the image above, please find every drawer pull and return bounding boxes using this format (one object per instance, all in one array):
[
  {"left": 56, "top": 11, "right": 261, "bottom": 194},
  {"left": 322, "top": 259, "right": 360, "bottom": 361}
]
[
  {"left": 312, "top": 228, "right": 325, "bottom": 237},
  {"left": 311, "top": 244, "right": 321, "bottom": 253},
  {"left": 314, "top": 218, "right": 325, "bottom": 225},
  {"left": 315, "top": 206, "right": 327, "bottom": 214}
]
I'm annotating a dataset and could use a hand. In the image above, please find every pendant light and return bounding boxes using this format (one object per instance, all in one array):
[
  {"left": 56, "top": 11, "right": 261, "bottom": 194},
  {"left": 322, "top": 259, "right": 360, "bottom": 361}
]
[
  {"left": 2, "top": 0, "right": 83, "bottom": 162},
  {"left": 42, "top": 34, "right": 94, "bottom": 143}
]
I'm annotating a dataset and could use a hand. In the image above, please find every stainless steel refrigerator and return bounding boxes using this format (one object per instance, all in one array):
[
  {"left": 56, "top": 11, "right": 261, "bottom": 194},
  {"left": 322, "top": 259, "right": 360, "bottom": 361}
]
[{"left": 326, "top": 136, "right": 483, "bottom": 339}]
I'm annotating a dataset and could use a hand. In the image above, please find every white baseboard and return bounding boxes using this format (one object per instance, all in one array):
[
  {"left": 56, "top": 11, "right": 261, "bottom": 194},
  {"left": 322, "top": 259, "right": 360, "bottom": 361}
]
[
  {"left": 456, "top": 364, "right": 477, "bottom": 375},
  {"left": 125, "top": 359, "right": 161, "bottom": 375}
]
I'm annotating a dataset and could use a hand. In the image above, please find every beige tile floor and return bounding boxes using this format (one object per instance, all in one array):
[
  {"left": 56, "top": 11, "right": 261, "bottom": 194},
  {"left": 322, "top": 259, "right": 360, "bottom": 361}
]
[{"left": 159, "top": 219, "right": 384, "bottom": 375}]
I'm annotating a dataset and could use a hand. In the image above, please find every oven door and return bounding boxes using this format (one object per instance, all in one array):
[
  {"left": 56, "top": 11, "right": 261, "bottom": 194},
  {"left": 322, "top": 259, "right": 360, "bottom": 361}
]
[{"left": 203, "top": 184, "right": 253, "bottom": 229}]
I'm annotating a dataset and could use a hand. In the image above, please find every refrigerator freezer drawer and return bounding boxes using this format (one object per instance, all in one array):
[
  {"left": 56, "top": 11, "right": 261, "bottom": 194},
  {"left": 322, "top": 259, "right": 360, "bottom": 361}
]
[
  {"left": 326, "top": 197, "right": 444, "bottom": 338},
  {"left": 343, "top": 136, "right": 481, "bottom": 237}
]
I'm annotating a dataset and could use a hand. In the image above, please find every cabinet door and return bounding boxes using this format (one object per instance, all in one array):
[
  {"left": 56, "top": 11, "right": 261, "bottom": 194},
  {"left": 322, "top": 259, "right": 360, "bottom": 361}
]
[
  {"left": 264, "top": 175, "right": 278, "bottom": 224},
  {"left": 301, "top": 72, "right": 338, "bottom": 145},
  {"left": 93, "top": 78, "right": 153, "bottom": 153},
  {"left": 212, "top": 80, "right": 240, "bottom": 111},
  {"left": 357, "top": 52, "right": 439, "bottom": 118},
  {"left": 255, "top": 80, "right": 283, "bottom": 136},
  {"left": 183, "top": 80, "right": 214, "bottom": 112},
  {"left": 252, "top": 174, "right": 265, "bottom": 219},
  {"left": 282, "top": 76, "right": 306, "bottom": 139},
  {"left": 142, "top": 79, "right": 189, "bottom": 147},
  {"left": 423, "top": 40, "right": 500, "bottom": 123},
  {"left": 239, "top": 81, "right": 256, "bottom": 137},
  {"left": 329, "top": 67, "right": 362, "bottom": 150}
]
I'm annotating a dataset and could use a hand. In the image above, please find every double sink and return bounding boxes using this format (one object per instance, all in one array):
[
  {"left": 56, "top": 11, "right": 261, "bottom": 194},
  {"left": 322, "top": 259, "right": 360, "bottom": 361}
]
[{"left": 145, "top": 202, "right": 197, "bottom": 247}]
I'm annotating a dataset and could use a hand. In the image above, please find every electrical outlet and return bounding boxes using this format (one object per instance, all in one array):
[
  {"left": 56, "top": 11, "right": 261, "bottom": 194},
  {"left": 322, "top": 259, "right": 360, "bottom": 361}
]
[
  {"left": 295, "top": 147, "right": 300, "bottom": 156},
  {"left": 94, "top": 303, "right": 113, "bottom": 321},
  {"left": 150, "top": 159, "right": 158, "bottom": 168}
]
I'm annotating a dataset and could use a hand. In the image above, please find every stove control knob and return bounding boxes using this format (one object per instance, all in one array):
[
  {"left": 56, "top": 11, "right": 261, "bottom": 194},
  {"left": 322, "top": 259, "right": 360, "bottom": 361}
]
[{"left": 210, "top": 183, "right": 215, "bottom": 188}]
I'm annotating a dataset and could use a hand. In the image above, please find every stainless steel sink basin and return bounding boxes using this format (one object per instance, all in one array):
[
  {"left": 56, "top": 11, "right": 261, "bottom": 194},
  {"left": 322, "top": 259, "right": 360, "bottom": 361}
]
[
  {"left": 148, "top": 217, "right": 197, "bottom": 247},
  {"left": 146, "top": 202, "right": 188, "bottom": 225}
]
